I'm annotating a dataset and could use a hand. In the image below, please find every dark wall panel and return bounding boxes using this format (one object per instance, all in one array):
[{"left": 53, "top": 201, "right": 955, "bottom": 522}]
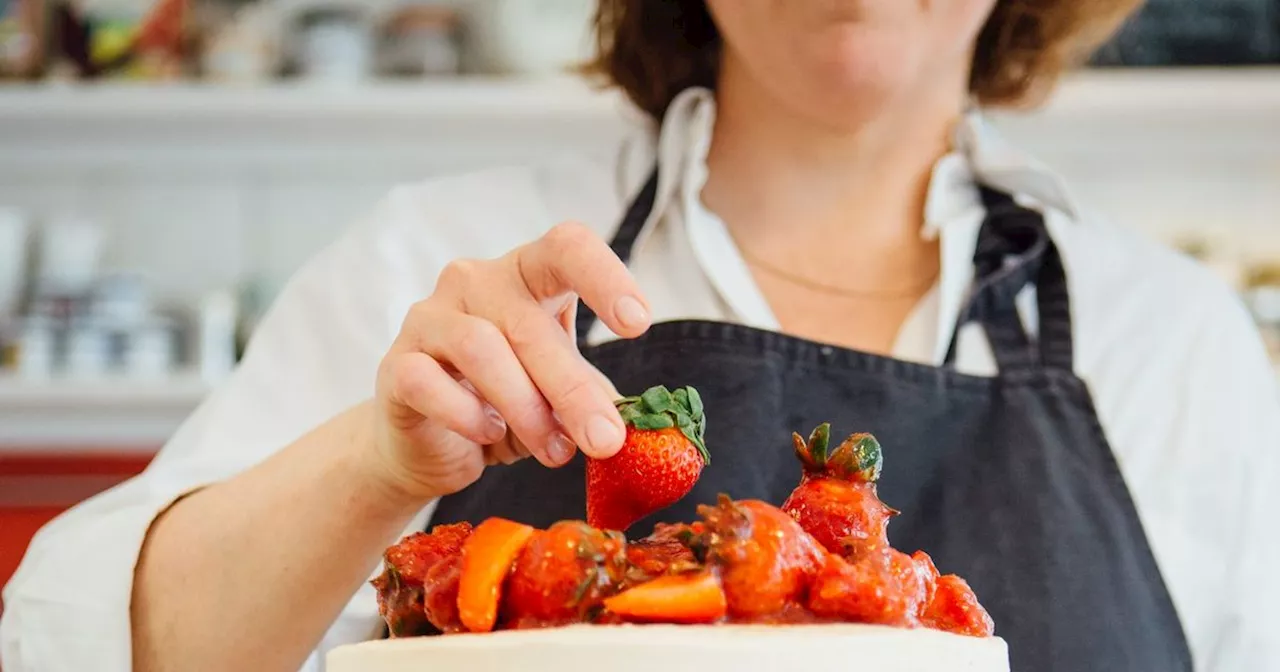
[{"left": 1092, "top": 0, "right": 1280, "bottom": 66}]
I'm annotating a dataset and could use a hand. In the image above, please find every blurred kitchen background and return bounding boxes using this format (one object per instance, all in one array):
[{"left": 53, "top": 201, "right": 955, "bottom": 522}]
[{"left": 0, "top": 0, "right": 1279, "bottom": 602}]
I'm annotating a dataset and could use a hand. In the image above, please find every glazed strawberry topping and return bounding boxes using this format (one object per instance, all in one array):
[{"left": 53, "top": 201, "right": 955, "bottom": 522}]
[
  {"left": 372, "top": 522, "right": 472, "bottom": 636},
  {"left": 503, "top": 522, "right": 628, "bottom": 628},
  {"left": 372, "top": 418, "right": 995, "bottom": 639},
  {"left": 694, "top": 497, "right": 825, "bottom": 619},
  {"left": 923, "top": 574, "right": 996, "bottom": 637},
  {"left": 807, "top": 546, "right": 932, "bottom": 628},
  {"left": 782, "top": 424, "right": 897, "bottom": 556}
]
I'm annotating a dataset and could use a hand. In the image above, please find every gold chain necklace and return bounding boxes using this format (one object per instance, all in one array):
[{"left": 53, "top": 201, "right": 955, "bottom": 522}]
[{"left": 737, "top": 246, "right": 941, "bottom": 299}]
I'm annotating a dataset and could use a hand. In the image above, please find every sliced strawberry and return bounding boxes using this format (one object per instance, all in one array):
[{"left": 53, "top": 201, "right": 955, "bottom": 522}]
[
  {"left": 603, "top": 570, "right": 727, "bottom": 624},
  {"left": 457, "top": 517, "right": 537, "bottom": 632}
]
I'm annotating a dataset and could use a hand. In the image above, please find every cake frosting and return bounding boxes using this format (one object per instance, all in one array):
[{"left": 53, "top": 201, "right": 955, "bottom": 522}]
[{"left": 327, "top": 624, "right": 1009, "bottom": 672}]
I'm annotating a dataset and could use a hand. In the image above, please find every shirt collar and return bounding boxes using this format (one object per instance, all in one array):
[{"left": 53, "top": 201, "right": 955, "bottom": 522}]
[
  {"left": 954, "top": 110, "right": 1080, "bottom": 219},
  {"left": 649, "top": 86, "right": 1081, "bottom": 234}
]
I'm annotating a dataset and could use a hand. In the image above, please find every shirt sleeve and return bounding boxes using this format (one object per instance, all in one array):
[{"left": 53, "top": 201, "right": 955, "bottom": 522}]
[
  {"left": 0, "top": 188, "right": 439, "bottom": 672},
  {"left": 1184, "top": 290, "right": 1280, "bottom": 672}
]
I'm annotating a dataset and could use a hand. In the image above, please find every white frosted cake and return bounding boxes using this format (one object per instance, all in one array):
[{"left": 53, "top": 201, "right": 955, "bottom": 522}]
[{"left": 327, "top": 624, "right": 1009, "bottom": 672}]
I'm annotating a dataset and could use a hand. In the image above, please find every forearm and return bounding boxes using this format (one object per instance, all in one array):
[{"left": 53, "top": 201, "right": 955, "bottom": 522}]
[{"left": 131, "top": 401, "right": 425, "bottom": 672}]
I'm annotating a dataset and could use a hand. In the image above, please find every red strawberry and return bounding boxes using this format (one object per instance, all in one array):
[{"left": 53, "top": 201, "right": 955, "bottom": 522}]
[
  {"left": 503, "top": 521, "right": 629, "bottom": 628},
  {"left": 911, "top": 549, "right": 942, "bottom": 616},
  {"left": 623, "top": 523, "right": 704, "bottom": 586},
  {"left": 923, "top": 574, "right": 995, "bottom": 637},
  {"left": 586, "top": 385, "right": 709, "bottom": 532},
  {"left": 371, "top": 522, "right": 473, "bottom": 636},
  {"left": 807, "top": 546, "right": 931, "bottom": 628},
  {"left": 781, "top": 424, "right": 898, "bottom": 557},
  {"left": 694, "top": 496, "right": 825, "bottom": 619}
]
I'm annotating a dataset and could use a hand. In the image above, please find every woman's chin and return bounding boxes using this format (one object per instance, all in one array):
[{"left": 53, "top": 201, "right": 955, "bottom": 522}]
[
  {"left": 800, "top": 31, "right": 922, "bottom": 95},
  {"left": 819, "top": 28, "right": 919, "bottom": 84},
  {"left": 781, "top": 60, "right": 920, "bottom": 128},
  {"left": 727, "top": 25, "right": 951, "bottom": 129}
]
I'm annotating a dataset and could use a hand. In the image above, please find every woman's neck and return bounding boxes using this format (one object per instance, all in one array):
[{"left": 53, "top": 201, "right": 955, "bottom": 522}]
[
  {"left": 701, "top": 54, "right": 967, "bottom": 255},
  {"left": 696, "top": 50, "right": 971, "bottom": 355}
]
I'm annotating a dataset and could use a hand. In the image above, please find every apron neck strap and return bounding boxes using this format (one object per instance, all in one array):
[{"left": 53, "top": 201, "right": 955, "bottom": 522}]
[
  {"left": 943, "top": 187, "right": 1074, "bottom": 372},
  {"left": 579, "top": 168, "right": 1075, "bottom": 374},
  {"left": 574, "top": 168, "right": 660, "bottom": 345}
]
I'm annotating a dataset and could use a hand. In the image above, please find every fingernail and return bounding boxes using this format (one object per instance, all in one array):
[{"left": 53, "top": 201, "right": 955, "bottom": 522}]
[
  {"left": 585, "top": 414, "right": 624, "bottom": 455},
  {"left": 482, "top": 404, "right": 506, "bottom": 441},
  {"left": 614, "top": 296, "right": 649, "bottom": 330},
  {"left": 547, "top": 433, "right": 575, "bottom": 466}
]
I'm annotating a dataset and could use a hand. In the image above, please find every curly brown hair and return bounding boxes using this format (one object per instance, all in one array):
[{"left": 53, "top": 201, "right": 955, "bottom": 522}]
[{"left": 584, "top": 0, "right": 1143, "bottom": 120}]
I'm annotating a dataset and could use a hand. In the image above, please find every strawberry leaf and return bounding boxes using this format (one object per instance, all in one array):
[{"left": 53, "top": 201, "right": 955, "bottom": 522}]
[
  {"left": 808, "top": 423, "right": 831, "bottom": 463},
  {"left": 617, "top": 406, "right": 639, "bottom": 426},
  {"left": 616, "top": 385, "right": 710, "bottom": 465},
  {"left": 685, "top": 387, "right": 703, "bottom": 418},
  {"left": 641, "top": 385, "right": 675, "bottom": 413},
  {"left": 796, "top": 428, "right": 884, "bottom": 483},
  {"left": 632, "top": 414, "right": 675, "bottom": 430},
  {"left": 845, "top": 433, "right": 883, "bottom": 482},
  {"left": 792, "top": 432, "right": 809, "bottom": 466}
]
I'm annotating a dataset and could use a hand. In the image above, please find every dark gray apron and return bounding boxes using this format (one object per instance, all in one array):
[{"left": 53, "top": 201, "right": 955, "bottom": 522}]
[{"left": 427, "top": 169, "right": 1194, "bottom": 671}]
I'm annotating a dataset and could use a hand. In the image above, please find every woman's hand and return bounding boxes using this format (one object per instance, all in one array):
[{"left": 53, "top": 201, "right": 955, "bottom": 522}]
[{"left": 366, "top": 222, "right": 653, "bottom": 503}]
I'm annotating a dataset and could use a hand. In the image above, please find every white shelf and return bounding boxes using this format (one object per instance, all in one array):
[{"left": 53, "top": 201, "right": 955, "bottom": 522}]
[
  {"left": 1026, "top": 67, "right": 1280, "bottom": 118},
  {"left": 0, "top": 371, "right": 211, "bottom": 407},
  {"left": 0, "top": 69, "right": 1275, "bottom": 121},
  {"left": 2, "top": 68, "right": 1276, "bottom": 170},
  {"left": 980, "top": 68, "right": 1280, "bottom": 170},
  {"left": 0, "top": 75, "right": 632, "bottom": 122},
  {"left": 0, "top": 371, "right": 212, "bottom": 449},
  {"left": 0, "top": 75, "right": 642, "bottom": 172}
]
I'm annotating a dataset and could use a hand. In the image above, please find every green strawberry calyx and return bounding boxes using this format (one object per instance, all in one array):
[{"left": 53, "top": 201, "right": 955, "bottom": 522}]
[
  {"left": 614, "top": 385, "right": 709, "bottom": 465},
  {"left": 792, "top": 423, "right": 883, "bottom": 482}
]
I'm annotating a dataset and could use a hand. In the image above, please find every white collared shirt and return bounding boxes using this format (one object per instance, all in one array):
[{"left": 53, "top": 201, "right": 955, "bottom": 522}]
[{"left": 4, "top": 88, "right": 1278, "bottom": 672}]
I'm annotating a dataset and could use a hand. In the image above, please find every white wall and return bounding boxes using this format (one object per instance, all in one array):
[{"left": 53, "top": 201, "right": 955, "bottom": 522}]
[
  {"left": 2, "top": 69, "right": 1278, "bottom": 446},
  {"left": 1, "top": 70, "right": 1277, "bottom": 310}
]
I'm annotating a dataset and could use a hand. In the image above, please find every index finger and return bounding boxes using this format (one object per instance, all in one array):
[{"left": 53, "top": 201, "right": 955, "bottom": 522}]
[{"left": 516, "top": 222, "right": 651, "bottom": 339}]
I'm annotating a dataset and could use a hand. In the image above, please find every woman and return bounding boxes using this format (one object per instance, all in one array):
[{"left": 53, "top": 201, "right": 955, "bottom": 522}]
[{"left": 3, "top": 2, "right": 1277, "bottom": 671}]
